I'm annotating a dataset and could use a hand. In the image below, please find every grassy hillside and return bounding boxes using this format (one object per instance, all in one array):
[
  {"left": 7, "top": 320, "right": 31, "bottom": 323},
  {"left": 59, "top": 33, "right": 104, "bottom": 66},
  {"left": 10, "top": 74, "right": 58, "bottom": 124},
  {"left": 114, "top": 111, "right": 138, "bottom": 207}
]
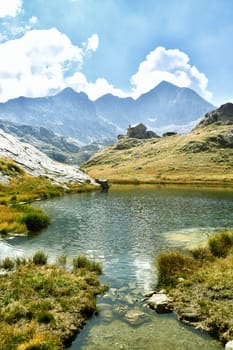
[{"left": 83, "top": 124, "right": 233, "bottom": 185}]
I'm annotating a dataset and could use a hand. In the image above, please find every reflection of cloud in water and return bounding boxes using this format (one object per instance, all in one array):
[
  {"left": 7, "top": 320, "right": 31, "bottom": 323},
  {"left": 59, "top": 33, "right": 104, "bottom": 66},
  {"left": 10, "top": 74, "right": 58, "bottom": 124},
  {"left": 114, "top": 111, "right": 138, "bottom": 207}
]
[
  {"left": 133, "top": 258, "right": 156, "bottom": 292},
  {"left": 0, "top": 240, "right": 24, "bottom": 258},
  {"left": 164, "top": 228, "right": 219, "bottom": 250}
]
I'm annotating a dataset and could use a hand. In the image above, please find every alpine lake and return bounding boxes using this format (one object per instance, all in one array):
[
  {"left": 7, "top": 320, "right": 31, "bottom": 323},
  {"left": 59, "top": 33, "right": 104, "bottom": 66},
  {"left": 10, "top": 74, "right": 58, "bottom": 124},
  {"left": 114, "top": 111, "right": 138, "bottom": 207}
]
[{"left": 2, "top": 184, "right": 233, "bottom": 350}]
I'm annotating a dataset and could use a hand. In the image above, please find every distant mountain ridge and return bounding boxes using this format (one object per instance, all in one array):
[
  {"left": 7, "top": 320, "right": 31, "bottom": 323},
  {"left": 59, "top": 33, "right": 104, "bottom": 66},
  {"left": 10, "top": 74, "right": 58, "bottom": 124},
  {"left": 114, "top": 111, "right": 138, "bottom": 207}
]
[{"left": 0, "top": 81, "right": 214, "bottom": 143}]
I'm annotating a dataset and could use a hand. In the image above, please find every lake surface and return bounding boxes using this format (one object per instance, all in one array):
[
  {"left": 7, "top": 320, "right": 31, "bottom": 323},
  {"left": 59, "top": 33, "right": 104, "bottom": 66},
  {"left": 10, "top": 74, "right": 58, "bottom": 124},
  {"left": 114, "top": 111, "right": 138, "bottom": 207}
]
[{"left": 3, "top": 185, "right": 233, "bottom": 349}]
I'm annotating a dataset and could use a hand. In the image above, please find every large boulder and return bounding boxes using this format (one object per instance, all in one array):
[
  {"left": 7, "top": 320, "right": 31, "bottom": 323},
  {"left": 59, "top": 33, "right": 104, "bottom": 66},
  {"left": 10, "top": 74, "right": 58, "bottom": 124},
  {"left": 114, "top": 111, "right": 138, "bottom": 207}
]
[{"left": 197, "top": 103, "right": 233, "bottom": 128}]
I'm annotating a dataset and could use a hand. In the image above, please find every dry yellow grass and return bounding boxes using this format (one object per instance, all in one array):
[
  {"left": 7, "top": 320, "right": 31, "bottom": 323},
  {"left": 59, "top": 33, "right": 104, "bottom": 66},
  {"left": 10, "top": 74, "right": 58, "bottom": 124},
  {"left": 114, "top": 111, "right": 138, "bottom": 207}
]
[{"left": 84, "top": 124, "right": 233, "bottom": 186}]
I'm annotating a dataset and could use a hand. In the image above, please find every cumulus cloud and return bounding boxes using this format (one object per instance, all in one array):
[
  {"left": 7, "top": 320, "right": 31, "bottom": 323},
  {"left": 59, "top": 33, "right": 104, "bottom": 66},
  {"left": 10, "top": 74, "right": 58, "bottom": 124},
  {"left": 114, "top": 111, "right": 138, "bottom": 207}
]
[
  {"left": 0, "top": 28, "right": 85, "bottom": 101},
  {"left": 66, "top": 46, "right": 212, "bottom": 101},
  {"left": 0, "top": 28, "right": 212, "bottom": 103},
  {"left": 0, "top": 0, "right": 22, "bottom": 18},
  {"left": 131, "top": 46, "right": 212, "bottom": 100},
  {"left": 66, "top": 73, "right": 127, "bottom": 100}
]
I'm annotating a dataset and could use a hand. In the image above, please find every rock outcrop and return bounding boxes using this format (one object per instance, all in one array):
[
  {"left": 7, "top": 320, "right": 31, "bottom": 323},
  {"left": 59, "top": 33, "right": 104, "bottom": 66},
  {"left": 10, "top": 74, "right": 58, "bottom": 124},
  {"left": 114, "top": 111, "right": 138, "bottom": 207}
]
[
  {"left": 197, "top": 103, "right": 233, "bottom": 128},
  {"left": 0, "top": 119, "right": 109, "bottom": 165},
  {"left": 0, "top": 129, "right": 95, "bottom": 185}
]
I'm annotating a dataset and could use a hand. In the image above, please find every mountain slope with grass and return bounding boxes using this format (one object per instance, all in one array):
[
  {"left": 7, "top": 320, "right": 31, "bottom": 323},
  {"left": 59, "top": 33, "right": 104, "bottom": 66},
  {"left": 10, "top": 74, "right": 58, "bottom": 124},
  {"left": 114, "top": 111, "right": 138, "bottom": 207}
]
[{"left": 83, "top": 103, "right": 233, "bottom": 185}]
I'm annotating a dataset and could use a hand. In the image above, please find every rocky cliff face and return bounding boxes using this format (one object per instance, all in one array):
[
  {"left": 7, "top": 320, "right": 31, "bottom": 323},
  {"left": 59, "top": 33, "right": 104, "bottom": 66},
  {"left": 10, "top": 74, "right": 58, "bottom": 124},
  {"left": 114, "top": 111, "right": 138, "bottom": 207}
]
[{"left": 0, "top": 129, "right": 95, "bottom": 185}]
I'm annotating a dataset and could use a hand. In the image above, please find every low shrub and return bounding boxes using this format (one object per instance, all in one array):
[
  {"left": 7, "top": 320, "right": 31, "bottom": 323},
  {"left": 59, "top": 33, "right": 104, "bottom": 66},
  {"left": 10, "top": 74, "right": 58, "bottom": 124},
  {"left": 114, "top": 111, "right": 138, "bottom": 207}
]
[
  {"left": 208, "top": 231, "right": 233, "bottom": 257},
  {"left": 157, "top": 251, "right": 198, "bottom": 287},
  {"left": 32, "top": 251, "right": 48, "bottom": 266}
]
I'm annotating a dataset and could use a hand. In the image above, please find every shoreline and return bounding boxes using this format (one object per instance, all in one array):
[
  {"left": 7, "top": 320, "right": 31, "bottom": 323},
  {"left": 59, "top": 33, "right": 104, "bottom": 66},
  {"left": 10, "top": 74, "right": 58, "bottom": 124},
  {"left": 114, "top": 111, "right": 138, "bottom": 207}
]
[
  {"left": 156, "top": 230, "right": 233, "bottom": 347},
  {"left": 0, "top": 253, "right": 107, "bottom": 349}
]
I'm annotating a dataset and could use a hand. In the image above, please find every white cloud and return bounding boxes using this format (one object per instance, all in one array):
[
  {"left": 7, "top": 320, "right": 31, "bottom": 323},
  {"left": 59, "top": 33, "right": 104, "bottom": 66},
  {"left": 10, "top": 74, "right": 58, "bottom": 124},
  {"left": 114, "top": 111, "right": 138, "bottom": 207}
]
[
  {"left": 0, "top": 33, "right": 8, "bottom": 42},
  {"left": 66, "top": 46, "right": 212, "bottom": 101},
  {"left": 29, "top": 16, "right": 38, "bottom": 25},
  {"left": 66, "top": 73, "right": 127, "bottom": 100},
  {"left": 86, "top": 33, "right": 99, "bottom": 52},
  {"left": 0, "top": 0, "right": 22, "bottom": 18},
  {"left": 0, "top": 29, "right": 212, "bottom": 104},
  {"left": 131, "top": 46, "right": 212, "bottom": 100},
  {"left": 0, "top": 28, "right": 84, "bottom": 101}
]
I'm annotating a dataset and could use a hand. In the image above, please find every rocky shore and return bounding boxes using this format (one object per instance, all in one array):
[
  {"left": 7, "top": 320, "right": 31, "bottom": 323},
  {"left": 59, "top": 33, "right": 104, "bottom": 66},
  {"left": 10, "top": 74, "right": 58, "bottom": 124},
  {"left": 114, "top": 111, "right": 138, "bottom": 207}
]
[{"left": 154, "top": 230, "right": 233, "bottom": 348}]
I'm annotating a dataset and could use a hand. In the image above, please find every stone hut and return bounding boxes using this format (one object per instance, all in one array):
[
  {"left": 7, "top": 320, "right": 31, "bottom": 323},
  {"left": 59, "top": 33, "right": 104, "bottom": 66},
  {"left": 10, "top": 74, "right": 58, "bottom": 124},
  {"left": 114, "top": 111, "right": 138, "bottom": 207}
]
[{"left": 127, "top": 123, "right": 159, "bottom": 139}]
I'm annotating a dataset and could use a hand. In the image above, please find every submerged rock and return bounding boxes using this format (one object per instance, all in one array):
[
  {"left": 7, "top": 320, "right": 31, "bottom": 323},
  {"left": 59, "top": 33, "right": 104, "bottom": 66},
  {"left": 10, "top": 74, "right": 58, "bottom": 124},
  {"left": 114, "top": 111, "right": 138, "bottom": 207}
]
[{"left": 125, "top": 307, "right": 148, "bottom": 325}]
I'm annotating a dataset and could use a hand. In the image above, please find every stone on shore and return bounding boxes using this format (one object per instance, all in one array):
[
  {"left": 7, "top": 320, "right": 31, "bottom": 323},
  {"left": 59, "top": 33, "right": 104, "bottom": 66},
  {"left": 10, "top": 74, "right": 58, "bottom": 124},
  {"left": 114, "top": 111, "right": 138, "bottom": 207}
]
[
  {"left": 147, "top": 292, "right": 172, "bottom": 314},
  {"left": 225, "top": 340, "right": 233, "bottom": 349}
]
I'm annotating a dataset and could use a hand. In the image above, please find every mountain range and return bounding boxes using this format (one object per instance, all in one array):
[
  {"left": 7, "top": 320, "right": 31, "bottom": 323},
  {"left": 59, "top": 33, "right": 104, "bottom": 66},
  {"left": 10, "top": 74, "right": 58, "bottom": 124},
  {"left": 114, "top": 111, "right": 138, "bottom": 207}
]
[{"left": 0, "top": 81, "right": 214, "bottom": 144}]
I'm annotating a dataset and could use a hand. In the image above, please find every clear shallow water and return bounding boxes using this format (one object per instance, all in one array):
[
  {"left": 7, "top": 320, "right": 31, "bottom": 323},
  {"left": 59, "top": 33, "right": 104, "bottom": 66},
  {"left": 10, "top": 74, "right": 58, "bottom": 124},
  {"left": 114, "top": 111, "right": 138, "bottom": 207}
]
[{"left": 3, "top": 185, "right": 233, "bottom": 349}]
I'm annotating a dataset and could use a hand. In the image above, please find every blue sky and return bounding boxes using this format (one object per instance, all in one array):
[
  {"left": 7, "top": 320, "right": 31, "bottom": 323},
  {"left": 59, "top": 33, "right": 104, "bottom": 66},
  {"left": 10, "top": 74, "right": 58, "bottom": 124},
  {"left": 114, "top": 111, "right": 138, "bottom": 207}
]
[{"left": 0, "top": 0, "right": 232, "bottom": 105}]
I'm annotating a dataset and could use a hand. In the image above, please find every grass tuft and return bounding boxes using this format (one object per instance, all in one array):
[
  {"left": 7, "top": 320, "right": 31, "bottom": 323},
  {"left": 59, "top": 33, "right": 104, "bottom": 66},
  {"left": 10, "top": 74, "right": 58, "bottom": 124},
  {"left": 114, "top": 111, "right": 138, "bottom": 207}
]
[
  {"left": 1, "top": 257, "right": 15, "bottom": 270},
  {"left": 208, "top": 230, "right": 233, "bottom": 257},
  {"left": 32, "top": 251, "right": 48, "bottom": 266},
  {"left": 21, "top": 207, "right": 50, "bottom": 233},
  {"left": 157, "top": 251, "right": 198, "bottom": 287},
  {"left": 73, "top": 255, "right": 102, "bottom": 274}
]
